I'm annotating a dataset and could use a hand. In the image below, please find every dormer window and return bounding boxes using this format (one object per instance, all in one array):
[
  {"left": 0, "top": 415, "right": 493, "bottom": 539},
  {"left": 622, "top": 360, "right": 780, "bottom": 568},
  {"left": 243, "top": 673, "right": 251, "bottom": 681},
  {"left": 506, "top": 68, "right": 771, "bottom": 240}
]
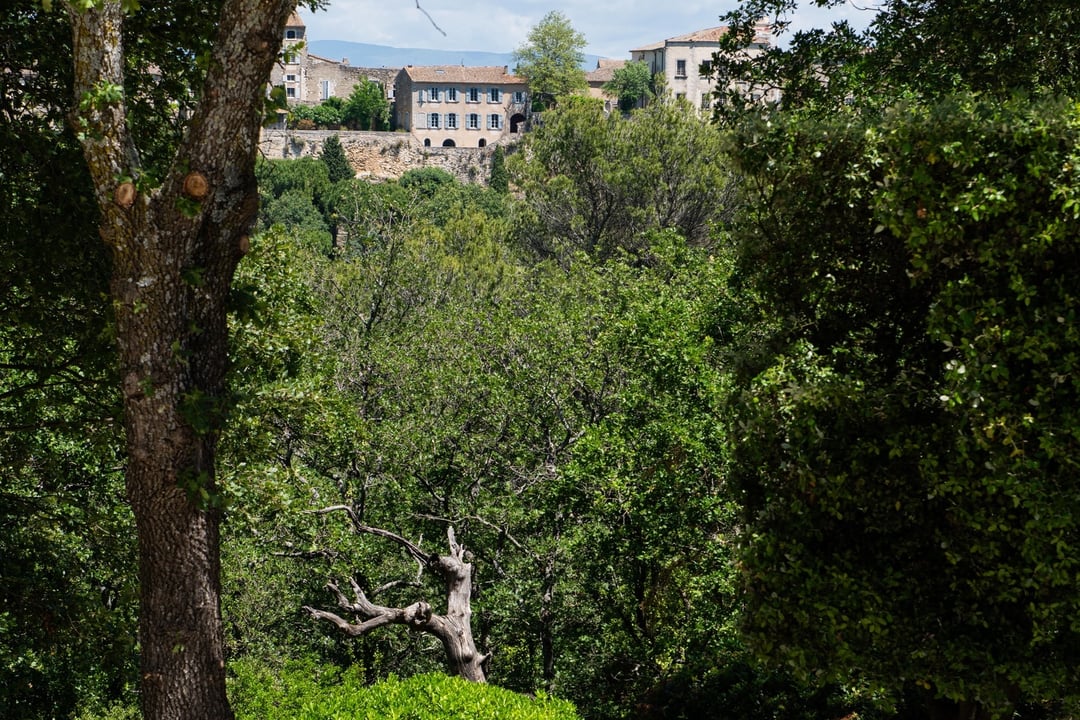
[{"left": 286, "top": 29, "right": 297, "bottom": 39}]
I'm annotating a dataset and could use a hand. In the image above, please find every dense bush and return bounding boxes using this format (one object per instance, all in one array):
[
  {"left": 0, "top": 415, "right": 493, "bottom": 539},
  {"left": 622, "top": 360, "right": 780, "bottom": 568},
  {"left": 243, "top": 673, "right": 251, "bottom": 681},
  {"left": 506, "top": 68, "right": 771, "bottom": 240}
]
[{"left": 228, "top": 660, "right": 580, "bottom": 720}]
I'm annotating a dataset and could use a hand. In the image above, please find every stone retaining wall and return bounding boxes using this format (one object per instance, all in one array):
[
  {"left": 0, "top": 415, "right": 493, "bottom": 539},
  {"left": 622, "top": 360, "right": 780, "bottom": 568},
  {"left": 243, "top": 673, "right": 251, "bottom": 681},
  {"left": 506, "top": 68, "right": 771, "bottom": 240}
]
[{"left": 259, "top": 129, "right": 498, "bottom": 184}]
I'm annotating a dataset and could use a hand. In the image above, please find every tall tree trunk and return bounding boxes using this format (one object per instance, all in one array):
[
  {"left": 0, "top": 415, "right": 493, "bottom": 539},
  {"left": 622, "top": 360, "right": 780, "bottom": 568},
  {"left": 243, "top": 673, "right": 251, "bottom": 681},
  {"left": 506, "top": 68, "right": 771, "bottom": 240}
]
[{"left": 67, "top": 1, "right": 296, "bottom": 717}]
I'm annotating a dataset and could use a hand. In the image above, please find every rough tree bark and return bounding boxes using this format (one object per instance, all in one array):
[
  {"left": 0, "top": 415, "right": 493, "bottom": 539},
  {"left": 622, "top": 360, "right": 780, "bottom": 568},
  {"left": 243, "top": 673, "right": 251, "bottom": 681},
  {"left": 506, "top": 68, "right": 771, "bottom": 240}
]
[
  {"left": 66, "top": 1, "right": 297, "bottom": 718},
  {"left": 304, "top": 512, "right": 489, "bottom": 682}
]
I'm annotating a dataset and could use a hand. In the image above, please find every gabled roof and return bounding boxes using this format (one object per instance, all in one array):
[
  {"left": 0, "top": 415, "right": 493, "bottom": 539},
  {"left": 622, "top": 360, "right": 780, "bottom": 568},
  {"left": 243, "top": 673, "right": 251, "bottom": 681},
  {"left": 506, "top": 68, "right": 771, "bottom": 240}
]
[
  {"left": 630, "top": 40, "right": 665, "bottom": 53},
  {"left": 631, "top": 24, "right": 770, "bottom": 52},
  {"left": 586, "top": 59, "right": 627, "bottom": 84},
  {"left": 400, "top": 65, "right": 525, "bottom": 84},
  {"left": 666, "top": 26, "right": 730, "bottom": 44}
]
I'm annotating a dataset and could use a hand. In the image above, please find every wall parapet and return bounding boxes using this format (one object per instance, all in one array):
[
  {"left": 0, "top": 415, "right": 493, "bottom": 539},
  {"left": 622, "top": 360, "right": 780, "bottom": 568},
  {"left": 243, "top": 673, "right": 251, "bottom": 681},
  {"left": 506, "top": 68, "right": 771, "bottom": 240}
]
[{"left": 259, "top": 129, "right": 499, "bottom": 185}]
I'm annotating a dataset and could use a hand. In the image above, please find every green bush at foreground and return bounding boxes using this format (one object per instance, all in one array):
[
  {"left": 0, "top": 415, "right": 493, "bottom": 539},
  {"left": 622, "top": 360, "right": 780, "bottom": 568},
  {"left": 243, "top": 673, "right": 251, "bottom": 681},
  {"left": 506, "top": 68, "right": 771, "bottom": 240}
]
[{"left": 228, "top": 658, "right": 581, "bottom": 720}]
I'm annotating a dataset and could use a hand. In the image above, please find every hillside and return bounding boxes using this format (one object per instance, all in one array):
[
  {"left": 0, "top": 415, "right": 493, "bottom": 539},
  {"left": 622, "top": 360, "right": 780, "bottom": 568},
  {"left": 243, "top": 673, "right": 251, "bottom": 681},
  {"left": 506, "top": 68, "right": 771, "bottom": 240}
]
[{"left": 308, "top": 39, "right": 604, "bottom": 70}]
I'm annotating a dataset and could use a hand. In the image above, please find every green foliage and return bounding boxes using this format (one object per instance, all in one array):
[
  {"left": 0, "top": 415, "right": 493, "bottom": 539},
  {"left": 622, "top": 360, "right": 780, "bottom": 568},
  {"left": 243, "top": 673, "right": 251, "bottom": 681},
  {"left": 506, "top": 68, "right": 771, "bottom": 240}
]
[
  {"left": 512, "top": 11, "right": 587, "bottom": 110},
  {"left": 1, "top": 5, "right": 138, "bottom": 718},
  {"left": 711, "top": 0, "right": 1080, "bottom": 122},
  {"left": 290, "top": 100, "right": 344, "bottom": 129},
  {"left": 724, "top": 93, "right": 1080, "bottom": 714},
  {"left": 255, "top": 157, "right": 335, "bottom": 252},
  {"left": 489, "top": 145, "right": 509, "bottom": 194},
  {"left": 342, "top": 78, "right": 390, "bottom": 131},
  {"left": 320, "top": 135, "right": 353, "bottom": 183},
  {"left": 399, "top": 166, "right": 457, "bottom": 197},
  {"left": 229, "top": 662, "right": 581, "bottom": 720},
  {"left": 602, "top": 60, "right": 653, "bottom": 112},
  {"left": 509, "top": 95, "right": 733, "bottom": 261}
]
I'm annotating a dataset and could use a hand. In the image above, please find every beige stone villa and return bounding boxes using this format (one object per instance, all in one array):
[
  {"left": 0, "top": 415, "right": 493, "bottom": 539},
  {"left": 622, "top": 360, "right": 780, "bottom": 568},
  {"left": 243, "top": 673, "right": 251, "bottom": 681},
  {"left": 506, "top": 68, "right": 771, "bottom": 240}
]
[{"left": 393, "top": 65, "right": 529, "bottom": 147}]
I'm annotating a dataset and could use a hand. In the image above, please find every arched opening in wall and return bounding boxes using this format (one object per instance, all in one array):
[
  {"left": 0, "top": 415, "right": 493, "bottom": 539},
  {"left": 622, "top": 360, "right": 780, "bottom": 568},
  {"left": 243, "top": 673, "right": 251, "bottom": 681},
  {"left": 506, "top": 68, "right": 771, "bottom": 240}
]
[
  {"left": 424, "top": 138, "right": 431, "bottom": 147},
  {"left": 286, "top": 29, "right": 297, "bottom": 39},
  {"left": 510, "top": 113, "right": 526, "bottom": 133},
  {"left": 478, "top": 138, "right": 487, "bottom": 148},
  {"left": 442, "top": 139, "right": 456, "bottom": 147}
]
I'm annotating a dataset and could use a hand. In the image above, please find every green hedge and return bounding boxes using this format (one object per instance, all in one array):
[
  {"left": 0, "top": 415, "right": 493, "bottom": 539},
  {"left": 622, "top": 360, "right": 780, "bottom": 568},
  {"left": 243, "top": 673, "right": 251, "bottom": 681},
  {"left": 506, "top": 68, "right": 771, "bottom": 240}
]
[{"left": 229, "top": 659, "right": 580, "bottom": 720}]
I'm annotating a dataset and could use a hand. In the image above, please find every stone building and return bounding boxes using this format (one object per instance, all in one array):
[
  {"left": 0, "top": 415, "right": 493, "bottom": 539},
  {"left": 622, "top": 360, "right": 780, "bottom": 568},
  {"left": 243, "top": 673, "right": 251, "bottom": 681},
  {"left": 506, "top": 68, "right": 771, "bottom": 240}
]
[
  {"left": 631, "top": 25, "right": 772, "bottom": 110},
  {"left": 585, "top": 58, "right": 627, "bottom": 113},
  {"left": 269, "top": 11, "right": 396, "bottom": 108},
  {"left": 393, "top": 65, "right": 528, "bottom": 147}
]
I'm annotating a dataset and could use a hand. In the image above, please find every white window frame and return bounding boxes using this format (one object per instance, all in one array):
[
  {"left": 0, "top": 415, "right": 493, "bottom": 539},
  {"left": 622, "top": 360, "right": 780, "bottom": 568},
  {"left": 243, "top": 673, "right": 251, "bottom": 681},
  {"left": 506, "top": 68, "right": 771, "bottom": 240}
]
[
  {"left": 446, "top": 113, "right": 458, "bottom": 129},
  {"left": 513, "top": 91, "right": 526, "bottom": 104},
  {"left": 447, "top": 87, "right": 458, "bottom": 102},
  {"left": 467, "top": 87, "right": 481, "bottom": 103},
  {"left": 488, "top": 87, "right": 502, "bottom": 103},
  {"left": 285, "top": 73, "right": 297, "bottom": 82},
  {"left": 675, "top": 59, "right": 687, "bottom": 78},
  {"left": 429, "top": 87, "right": 441, "bottom": 102},
  {"left": 429, "top": 112, "right": 440, "bottom": 129},
  {"left": 467, "top": 113, "right": 480, "bottom": 129},
  {"left": 488, "top": 113, "right": 502, "bottom": 130}
]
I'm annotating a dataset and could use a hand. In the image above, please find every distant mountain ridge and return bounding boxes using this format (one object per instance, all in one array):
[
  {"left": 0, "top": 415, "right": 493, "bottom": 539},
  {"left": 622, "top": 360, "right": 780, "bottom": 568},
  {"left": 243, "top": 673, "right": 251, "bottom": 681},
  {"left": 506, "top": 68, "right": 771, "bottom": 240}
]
[{"left": 308, "top": 39, "right": 604, "bottom": 71}]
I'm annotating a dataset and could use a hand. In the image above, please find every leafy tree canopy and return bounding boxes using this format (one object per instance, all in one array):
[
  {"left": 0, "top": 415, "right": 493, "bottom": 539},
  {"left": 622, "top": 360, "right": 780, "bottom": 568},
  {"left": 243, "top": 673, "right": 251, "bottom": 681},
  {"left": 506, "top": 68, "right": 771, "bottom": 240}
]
[
  {"left": 724, "top": 92, "right": 1080, "bottom": 720},
  {"left": 602, "top": 60, "right": 654, "bottom": 112},
  {"left": 342, "top": 78, "right": 390, "bottom": 131},
  {"left": 710, "top": 0, "right": 1080, "bottom": 121},
  {"left": 512, "top": 10, "right": 588, "bottom": 110}
]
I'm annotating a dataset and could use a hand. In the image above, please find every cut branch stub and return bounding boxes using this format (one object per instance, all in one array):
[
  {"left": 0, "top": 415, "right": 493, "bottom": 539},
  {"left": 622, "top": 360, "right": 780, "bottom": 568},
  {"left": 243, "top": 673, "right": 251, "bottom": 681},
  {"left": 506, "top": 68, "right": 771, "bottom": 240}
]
[
  {"left": 114, "top": 182, "right": 136, "bottom": 209},
  {"left": 182, "top": 171, "right": 209, "bottom": 200}
]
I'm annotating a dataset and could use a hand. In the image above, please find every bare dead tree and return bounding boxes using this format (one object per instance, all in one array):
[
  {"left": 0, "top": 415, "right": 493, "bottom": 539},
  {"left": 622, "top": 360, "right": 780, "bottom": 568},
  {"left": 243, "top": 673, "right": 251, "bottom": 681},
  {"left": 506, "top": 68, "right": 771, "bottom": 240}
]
[{"left": 303, "top": 507, "right": 488, "bottom": 682}]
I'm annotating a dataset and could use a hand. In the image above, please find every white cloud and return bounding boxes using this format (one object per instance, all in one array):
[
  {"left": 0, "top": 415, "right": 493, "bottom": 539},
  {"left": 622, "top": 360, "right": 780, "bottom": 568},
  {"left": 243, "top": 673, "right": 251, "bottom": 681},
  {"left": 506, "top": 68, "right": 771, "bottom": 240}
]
[{"left": 300, "top": 1, "right": 877, "bottom": 60}]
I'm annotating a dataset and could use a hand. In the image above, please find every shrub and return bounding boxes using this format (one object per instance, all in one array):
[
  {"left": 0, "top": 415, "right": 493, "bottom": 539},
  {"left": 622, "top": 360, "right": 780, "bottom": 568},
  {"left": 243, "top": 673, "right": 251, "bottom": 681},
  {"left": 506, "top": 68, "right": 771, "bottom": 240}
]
[{"left": 229, "top": 659, "right": 580, "bottom": 720}]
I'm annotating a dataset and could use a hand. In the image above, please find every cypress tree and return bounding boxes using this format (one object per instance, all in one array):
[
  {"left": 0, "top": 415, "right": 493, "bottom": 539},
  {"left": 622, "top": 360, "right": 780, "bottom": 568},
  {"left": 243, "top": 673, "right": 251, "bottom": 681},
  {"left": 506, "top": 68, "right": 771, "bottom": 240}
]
[{"left": 321, "top": 135, "right": 353, "bottom": 183}]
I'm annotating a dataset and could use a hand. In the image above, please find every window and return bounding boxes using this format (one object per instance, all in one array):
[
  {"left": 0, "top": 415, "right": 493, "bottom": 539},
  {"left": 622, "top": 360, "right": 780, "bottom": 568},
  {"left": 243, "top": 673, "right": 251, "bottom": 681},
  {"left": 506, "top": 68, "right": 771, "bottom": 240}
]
[
  {"left": 675, "top": 59, "right": 687, "bottom": 78},
  {"left": 700, "top": 93, "right": 711, "bottom": 109},
  {"left": 446, "top": 113, "right": 458, "bottom": 129},
  {"left": 286, "top": 29, "right": 297, "bottom": 39},
  {"left": 285, "top": 74, "right": 297, "bottom": 82},
  {"left": 513, "top": 91, "right": 527, "bottom": 104},
  {"left": 286, "top": 87, "right": 296, "bottom": 98},
  {"left": 467, "top": 113, "right": 480, "bottom": 129},
  {"left": 447, "top": 87, "right": 458, "bottom": 102},
  {"left": 676, "top": 92, "right": 686, "bottom": 100},
  {"left": 467, "top": 87, "right": 481, "bottom": 103},
  {"left": 320, "top": 80, "right": 330, "bottom": 100},
  {"left": 429, "top": 113, "right": 440, "bottom": 129},
  {"left": 700, "top": 60, "right": 712, "bottom": 76},
  {"left": 488, "top": 88, "right": 502, "bottom": 103},
  {"left": 429, "top": 87, "right": 441, "bottom": 102},
  {"left": 488, "top": 113, "right": 502, "bottom": 130}
]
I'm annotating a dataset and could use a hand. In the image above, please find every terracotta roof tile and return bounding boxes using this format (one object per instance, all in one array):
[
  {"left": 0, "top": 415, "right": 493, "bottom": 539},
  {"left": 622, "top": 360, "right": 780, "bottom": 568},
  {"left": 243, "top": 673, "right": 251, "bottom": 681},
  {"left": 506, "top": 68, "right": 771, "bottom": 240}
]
[
  {"left": 631, "top": 24, "right": 770, "bottom": 52},
  {"left": 587, "top": 59, "right": 626, "bottom": 83},
  {"left": 401, "top": 65, "right": 525, "bottom": 84}
]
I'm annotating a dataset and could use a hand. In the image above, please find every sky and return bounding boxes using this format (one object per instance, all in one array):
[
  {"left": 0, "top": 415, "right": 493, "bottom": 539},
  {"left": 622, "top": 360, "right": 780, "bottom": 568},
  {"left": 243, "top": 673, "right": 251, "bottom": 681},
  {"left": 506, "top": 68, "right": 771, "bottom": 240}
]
[{"left": 299, "top": 1, "right": 880, "bottom": 60}]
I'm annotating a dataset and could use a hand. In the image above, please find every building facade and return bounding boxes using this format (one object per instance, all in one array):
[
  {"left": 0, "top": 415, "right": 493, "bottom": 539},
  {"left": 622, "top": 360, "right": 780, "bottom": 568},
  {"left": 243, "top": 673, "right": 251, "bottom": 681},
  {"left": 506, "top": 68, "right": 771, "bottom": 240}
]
[
  {"left": 269, "top": 11, "right": 396, "bottom": 108},
  {"left": 394, "top": 66, "right": 528, "bottom": 147},
  {"left": 631, "top": 25, "right": 772, "bottom": 110}
]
